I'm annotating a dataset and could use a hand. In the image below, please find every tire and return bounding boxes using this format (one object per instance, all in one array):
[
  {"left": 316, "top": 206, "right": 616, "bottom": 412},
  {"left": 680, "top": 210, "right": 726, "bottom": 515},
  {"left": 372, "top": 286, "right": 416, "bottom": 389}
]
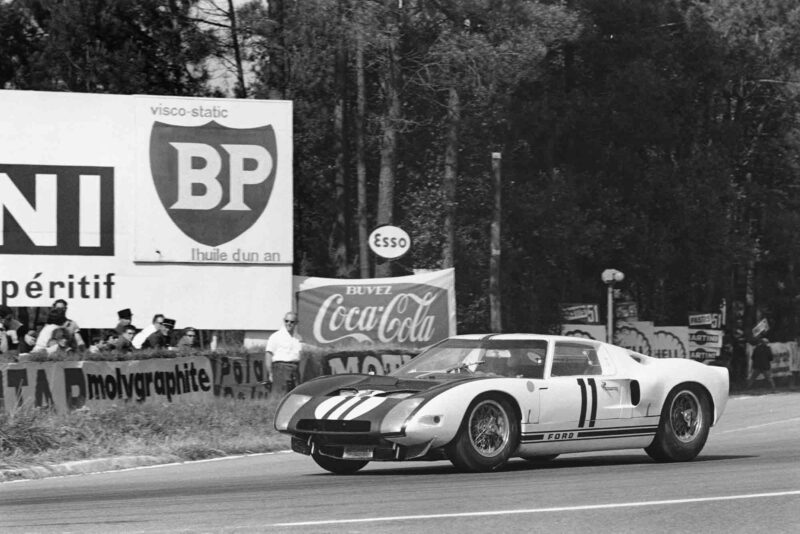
[
  {"left": 521, "top": 454, "right": 559, "bottom": 464},
  {"left": 645, "top": 384, "right": 711, "bottom": 462},
  {"left": 446, "top": 395, "right": 520, "bottom": 472},
  {"left": 311, "top": 450, "right": 369, "bottom": 474}
]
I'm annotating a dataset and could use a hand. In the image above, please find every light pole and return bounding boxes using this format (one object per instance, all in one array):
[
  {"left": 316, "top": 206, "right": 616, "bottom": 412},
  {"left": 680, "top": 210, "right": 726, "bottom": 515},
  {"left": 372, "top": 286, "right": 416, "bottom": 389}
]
[{"left": 601, "top": 269, "right": 625, "bottom": 343}]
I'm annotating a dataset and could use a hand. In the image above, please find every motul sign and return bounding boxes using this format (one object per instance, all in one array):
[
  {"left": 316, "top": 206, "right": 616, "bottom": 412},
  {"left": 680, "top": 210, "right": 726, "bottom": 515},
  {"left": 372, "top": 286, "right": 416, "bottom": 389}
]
[{"left": 149, "top": 121, "right": 277, "bottom": 246}]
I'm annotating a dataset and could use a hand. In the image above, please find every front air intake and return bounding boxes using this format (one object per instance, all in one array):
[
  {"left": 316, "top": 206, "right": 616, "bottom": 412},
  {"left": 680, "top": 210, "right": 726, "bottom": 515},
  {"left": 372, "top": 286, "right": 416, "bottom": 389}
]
[{"left": 296, "top": 419, "right": 371, "bottom": 433}]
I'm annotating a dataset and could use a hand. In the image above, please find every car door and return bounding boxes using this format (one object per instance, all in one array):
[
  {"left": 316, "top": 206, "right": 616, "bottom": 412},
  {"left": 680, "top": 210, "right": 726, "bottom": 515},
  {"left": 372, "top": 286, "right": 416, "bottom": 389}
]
[{"left": 537, "top": 341, "right": 627, "bottom": 430}]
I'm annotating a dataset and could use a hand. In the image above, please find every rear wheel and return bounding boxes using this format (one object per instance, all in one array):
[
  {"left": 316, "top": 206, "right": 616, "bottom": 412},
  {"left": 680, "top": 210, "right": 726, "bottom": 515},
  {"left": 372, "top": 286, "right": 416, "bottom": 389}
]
[
  {"left": 311, "top": 450, "right": 369, "bottom": 474},
  {"left": 446, "top": 395, "right": 520, "bottom": 472},
  {"left": 645, "top": 384, "right": 711, "bottom": 462}
]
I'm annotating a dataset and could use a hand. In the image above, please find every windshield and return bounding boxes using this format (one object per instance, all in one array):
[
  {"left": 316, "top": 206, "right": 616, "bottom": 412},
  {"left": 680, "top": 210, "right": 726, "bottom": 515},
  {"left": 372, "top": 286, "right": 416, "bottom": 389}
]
[{"left": 391, "top": 338, "right": 549, "bottom": 379}]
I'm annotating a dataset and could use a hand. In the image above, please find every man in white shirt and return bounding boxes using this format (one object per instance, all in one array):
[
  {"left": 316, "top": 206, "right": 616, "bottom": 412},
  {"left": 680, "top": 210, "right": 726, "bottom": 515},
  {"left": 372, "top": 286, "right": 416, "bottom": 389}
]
[
  {"left": 133, "top": 313, "right": 165, "bottom": 349},
  {"left": 266, "top": 312, "right": 302, "bottom": 395}
]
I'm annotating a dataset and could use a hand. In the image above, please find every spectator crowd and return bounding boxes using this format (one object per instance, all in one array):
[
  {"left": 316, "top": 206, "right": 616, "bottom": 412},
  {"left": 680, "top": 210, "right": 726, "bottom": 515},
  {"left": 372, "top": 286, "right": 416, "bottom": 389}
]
[{"left": 0, "top": 301, "right": 199, "bottom": 361}]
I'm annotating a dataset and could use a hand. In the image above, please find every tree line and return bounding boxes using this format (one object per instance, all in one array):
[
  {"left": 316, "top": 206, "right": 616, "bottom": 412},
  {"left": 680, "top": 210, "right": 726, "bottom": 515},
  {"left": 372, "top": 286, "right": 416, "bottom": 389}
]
[{"left": 2, "top": 0, "right": 800, "bottom": 339}]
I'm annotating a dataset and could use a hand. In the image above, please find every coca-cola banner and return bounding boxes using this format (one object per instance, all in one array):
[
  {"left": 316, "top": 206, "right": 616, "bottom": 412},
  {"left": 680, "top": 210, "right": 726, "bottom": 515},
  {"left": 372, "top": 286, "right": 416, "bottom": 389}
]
[{"left": 294, "top": 268, "right": 456, "bottom": 351}]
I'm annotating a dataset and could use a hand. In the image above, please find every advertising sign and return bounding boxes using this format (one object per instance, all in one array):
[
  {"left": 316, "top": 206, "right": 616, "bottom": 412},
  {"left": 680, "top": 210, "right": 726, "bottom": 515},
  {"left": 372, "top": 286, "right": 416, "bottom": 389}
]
[
  {"left": 134, "top": 96, "right": 292, "bottom": 263},
  {"left": 0, "top": 356, "right": 213, "bottom": 414},
  {"left": 561, "top": 324, "right": 607, "bottom": 340},
  {"left": 688, "top": 313, "right": 722, "bottom": 328},
  {"left": 752, "top": 318, "right": 770, "bottom": 338},
  {"left": 0, "top": 91, "right": 292, "bottom": 329},
  {"left": 615, "top": 301, "right": 638, "bottom": 321},
  {"left": 614, "top": 321, "right": 654, "bottom": 354},
  {"left": 295, "top": 268, "right": 456, "bottom": 351},
  {"left": 652, "top": 326, "right": 689, "bottom": 359},
  {"left": 560, "top": 304, "right": 600, "bottom": 324},
  {"left": 368, "top": 225, "right": 411, "bottom": 260},
  {"left": 688, "top": 328, "right": 723, "bottom": 361}
]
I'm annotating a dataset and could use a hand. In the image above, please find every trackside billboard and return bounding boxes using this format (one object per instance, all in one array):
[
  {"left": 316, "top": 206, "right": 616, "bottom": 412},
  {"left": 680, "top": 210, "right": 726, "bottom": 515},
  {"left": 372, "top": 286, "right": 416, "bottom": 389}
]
[{"left": 0, "top": 90, "right": 293, "bottom": 329}]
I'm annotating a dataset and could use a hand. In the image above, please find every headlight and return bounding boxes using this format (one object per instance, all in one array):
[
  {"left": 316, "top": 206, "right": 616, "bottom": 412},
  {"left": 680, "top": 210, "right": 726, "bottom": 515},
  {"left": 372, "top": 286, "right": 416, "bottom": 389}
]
[
  {"left": 380, "top": 398, "right": 424, "bottom": 436},
  {"left": 274, "top": 394, "right": 312, "bottom": 431}
]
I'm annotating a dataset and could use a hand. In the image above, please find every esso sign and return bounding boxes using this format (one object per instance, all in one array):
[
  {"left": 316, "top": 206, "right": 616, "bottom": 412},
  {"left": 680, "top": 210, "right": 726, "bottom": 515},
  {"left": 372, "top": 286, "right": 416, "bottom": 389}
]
[{"left": 369, "top": 225, "right": 411, "bottom": 259}]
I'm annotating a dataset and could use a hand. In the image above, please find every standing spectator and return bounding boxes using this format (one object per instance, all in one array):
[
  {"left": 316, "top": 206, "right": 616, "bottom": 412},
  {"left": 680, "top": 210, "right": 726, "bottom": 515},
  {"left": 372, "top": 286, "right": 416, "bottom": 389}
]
[
  {"left": 266, "top": 312, "right": 302, "bottom": 395},
  {"left": 115, "top": 308, "right": 133, "bottom": 334},
  {"left": 52, "top": 299, "right": 86, "bottom": 350},
  {"left": 114, "top": 325, "right": 137, "bottom": 353},
  {"left": 132, "top": 314, "right": 165, "bottom": 349},
  {"left": 176, "top": 327, "right": 198, "bottom": 351},
  {"left": 143, "top": 318, "right": 175, "bottom": 349},
  {"left": 747, "top": 336, "right": 777, "bottom": 391}
]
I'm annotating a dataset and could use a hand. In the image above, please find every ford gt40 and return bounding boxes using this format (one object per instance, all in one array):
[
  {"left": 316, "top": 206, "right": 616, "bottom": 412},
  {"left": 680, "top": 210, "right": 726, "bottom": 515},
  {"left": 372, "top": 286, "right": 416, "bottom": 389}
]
[{"left": 274, "top": 334, "right": 729, "bottom": 474}]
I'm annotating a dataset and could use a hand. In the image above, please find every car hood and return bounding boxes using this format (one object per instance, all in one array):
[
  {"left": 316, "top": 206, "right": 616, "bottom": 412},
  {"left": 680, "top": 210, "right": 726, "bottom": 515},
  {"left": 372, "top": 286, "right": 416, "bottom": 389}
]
[{"left": 290, "top": 373, "right": 469, "bottom": 399}]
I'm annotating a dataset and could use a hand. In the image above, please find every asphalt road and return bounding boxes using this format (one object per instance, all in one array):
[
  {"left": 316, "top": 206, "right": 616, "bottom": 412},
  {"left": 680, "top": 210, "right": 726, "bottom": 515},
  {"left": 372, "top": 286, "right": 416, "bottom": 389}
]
[{"left": 2, "top": 392, "right": 799, "bottom": 534}]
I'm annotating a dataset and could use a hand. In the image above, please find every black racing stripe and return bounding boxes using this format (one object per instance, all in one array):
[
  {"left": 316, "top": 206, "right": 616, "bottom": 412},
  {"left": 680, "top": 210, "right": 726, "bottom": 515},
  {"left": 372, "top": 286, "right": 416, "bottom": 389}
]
[
  {"left": 321, "top": 397, "right": 353, "bottom": 419},
  {"left": 588, "top": 378, "right": 598, "bottom": 428},
  {"left": 523, "top": 433, "right": 657, "bottom": 444},
  {"left": 522, "top": 425, "right": 658, "bottom": 436},
  {"left": 520, "top": 434, "right": 546, "bottom": 442},
  {"left": 577, "top": 378, "right": 587, "bottom": 428},
  {"left": 578, "top": 426, "right": 658, "bottom": 438},
  {"left": 337, "top": 397, "right": 370, "bottom": 420},
  {"left": 521, "top": 425, "right": 658, "bottom": 439}
]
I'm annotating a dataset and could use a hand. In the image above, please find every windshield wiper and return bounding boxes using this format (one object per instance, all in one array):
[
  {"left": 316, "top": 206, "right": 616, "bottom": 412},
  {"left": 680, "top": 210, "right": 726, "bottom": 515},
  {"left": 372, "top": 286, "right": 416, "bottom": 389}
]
[{"left": 445, "top": 360, "right": 485, "bottom": 374}]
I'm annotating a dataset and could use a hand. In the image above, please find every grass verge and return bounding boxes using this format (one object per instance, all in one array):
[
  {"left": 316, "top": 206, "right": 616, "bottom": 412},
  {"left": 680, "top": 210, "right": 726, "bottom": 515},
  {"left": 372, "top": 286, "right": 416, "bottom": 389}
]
[{"left": 0, "top": 397, "right": 290, "bottom": 475}]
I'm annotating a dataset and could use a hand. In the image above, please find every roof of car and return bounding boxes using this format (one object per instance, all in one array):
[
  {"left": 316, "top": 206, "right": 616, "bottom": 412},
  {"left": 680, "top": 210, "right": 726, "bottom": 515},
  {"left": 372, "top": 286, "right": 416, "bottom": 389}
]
[{"left": 449, "top": 333, "right": 605, "bottom": 345}]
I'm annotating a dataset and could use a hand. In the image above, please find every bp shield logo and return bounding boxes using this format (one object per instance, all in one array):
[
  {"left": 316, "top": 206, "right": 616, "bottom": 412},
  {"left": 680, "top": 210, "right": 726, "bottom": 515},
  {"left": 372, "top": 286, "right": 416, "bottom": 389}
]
[{"left": 150, "top": 121, "right": 277, "bottom": 246}]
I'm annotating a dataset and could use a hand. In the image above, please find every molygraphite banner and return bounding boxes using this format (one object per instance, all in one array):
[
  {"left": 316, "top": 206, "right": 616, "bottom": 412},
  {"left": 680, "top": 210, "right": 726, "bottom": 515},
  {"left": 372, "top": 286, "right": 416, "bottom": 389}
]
[{"left": 0, "top": 356, "right": 213, "bottom": 413}]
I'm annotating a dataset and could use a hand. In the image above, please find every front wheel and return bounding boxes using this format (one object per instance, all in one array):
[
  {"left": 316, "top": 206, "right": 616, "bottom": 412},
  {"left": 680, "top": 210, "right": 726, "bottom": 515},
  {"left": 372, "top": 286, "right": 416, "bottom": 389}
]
[
  {"left": 645, "top": 384, "right": 711, "bottom": 462},
  {"left": 311, "top": 451, "right": 369, "bottom": 474},
  {"left": 446, "top": 395, "right": 520, "bottom": 472}
]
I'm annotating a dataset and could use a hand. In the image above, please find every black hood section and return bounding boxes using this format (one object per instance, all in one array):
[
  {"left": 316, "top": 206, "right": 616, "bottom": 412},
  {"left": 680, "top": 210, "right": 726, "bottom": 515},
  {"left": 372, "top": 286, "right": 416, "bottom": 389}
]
[{"left": 291, "top": 373, "right": 463, "bottom": 397}]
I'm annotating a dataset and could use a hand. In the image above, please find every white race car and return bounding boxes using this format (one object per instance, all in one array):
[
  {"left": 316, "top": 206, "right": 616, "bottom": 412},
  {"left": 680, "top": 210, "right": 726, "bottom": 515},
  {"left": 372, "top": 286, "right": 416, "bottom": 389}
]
[{"left": 274, "top": 334, "right": 729, "bottom": 473}]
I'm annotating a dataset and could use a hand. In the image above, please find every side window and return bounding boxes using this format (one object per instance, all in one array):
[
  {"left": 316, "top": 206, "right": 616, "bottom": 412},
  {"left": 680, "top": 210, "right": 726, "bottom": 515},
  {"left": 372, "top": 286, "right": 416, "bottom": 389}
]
[
  {"left": 507, "top": 347, "right": 546, "bottom": 378},
  {"left": 482, "top": 340, "right": 548, "bottom": 378},
  {"left": 551, "top": 342, "right": 601, "bottom": 376}
]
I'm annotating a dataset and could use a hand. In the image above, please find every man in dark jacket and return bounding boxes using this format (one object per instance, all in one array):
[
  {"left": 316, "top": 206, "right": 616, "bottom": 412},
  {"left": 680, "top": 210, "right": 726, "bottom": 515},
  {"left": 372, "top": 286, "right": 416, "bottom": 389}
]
[
  {"left": 142, "top": 318, "right": 175, "bottom": 349},
  {"left": 747, "top": 336, "right": 776, "bottom": 391},
  {"left": 113, "top": 325, "right": 137, "bottom": 353}
]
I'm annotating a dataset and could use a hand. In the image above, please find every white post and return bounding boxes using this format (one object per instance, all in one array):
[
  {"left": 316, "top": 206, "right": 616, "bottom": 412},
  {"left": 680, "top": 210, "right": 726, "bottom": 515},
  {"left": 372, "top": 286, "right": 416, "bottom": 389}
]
[{"left": 601, "top": 269, "right": 625, "bottom": 344}]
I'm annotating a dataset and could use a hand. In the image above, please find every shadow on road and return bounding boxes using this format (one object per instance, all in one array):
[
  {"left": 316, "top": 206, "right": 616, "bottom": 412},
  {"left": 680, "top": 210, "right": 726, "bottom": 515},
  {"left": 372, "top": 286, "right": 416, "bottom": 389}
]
[{"left": 308, "top": 452, "right": 755, "bottom": 477}]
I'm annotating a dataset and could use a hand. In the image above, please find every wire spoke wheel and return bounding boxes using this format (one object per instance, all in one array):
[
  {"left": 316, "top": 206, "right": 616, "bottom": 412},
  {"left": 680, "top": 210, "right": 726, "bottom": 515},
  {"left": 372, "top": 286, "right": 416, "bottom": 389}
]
[
  {"left": 447, "top": 395, "right": 520, "bottom": 472},
  {"left": 669, "top": 390, "right": 702, "bottom": 443},
  {"left": 468, "top": 399, "right": 511, "bottom": 457},
  {"left": 645, "top": 384, "right": 711, "bottom": 462}
]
